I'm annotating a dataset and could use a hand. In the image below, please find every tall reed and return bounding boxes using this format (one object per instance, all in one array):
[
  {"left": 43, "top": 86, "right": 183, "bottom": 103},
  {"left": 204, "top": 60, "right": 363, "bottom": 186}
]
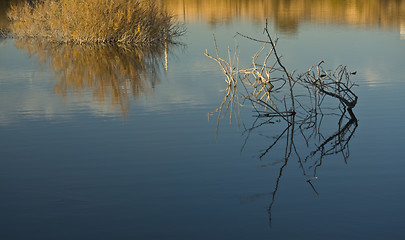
[{"left": 7, "top": 0, "right": 182, "bottom": 46}]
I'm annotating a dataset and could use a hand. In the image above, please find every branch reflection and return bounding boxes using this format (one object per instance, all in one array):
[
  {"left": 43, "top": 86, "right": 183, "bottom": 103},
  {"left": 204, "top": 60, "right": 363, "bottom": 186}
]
[
  {"left": 244, "top": 100, "right": 358, "bottom": 226},
  {"left": 14, "top": 39, "right": 174, "bottom": 116}
]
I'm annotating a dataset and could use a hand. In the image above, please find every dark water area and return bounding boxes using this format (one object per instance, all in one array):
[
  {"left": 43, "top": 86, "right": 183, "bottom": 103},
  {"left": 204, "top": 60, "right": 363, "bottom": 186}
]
[{"left": 1, "top": 1, "right": 405, "bottom": 239}]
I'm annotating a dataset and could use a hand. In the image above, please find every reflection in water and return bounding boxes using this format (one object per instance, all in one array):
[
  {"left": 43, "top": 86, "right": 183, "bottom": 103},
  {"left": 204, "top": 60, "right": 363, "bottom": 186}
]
[
  {"left": 247, "top": 101, "right": 358, "bottom": 226},
  {"left": 14, "top": 39, "right": 171, "bottom": 115},
  {"left": 243, "top": 110, "right": 358, "bottom": 226},
  {"left": 401, "top": 22, "right": 405, "bottom": 40},
  {"left": 163, "top": 0, "right": 405, "bottom": 33},
  {"left": 208, "top": 24, "right": 359, "bottom": 226}
]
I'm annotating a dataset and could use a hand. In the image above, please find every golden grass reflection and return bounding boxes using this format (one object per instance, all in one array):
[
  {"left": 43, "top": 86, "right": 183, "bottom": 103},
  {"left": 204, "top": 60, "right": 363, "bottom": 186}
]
[
  {"left": 163, "top": 0, "right": 405, "bottom": 32},
  {"left": 15, "top": 39, "right": 169, "bottom": 116}
]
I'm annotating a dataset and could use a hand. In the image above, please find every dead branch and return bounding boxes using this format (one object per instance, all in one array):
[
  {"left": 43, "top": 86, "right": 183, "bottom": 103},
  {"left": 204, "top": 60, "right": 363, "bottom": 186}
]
[{"left": 206, "top": 21, "right": 359, "bottom": 227}]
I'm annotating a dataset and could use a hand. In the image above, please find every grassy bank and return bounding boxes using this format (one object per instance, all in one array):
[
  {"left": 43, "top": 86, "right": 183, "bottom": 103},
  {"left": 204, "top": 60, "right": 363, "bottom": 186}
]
[{"left": 7, "top": 0, "right": 183, "bottom": 46}]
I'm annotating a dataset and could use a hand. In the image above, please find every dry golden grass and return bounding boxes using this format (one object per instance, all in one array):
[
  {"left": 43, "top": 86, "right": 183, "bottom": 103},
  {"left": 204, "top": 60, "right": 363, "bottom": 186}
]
[{"left": 7, "top": 0, "right": 183, "bottom": 46}]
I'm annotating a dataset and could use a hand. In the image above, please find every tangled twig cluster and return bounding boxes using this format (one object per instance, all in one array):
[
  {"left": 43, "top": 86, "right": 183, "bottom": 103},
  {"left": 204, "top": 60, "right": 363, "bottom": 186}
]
[{"left": 206, "top": 21, "right": 358, "bottom": 226}]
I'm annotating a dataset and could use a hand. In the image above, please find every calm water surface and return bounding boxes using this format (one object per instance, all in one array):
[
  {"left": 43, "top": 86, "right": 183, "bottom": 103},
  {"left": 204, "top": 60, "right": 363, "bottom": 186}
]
[{"left": 1, "top": 1, "right": 405, "bottom": 239}]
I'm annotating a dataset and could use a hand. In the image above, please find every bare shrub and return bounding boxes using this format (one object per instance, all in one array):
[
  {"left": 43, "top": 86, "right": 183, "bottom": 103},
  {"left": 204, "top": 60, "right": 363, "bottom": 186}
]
[{"left": 207, "top": 21, "right": 359, "bottom": 226}]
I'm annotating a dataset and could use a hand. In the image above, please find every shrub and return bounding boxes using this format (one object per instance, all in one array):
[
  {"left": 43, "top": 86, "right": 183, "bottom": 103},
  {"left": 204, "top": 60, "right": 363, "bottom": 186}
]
[{"left": 7, "top": 0, "right": 183, "bottom": 46}]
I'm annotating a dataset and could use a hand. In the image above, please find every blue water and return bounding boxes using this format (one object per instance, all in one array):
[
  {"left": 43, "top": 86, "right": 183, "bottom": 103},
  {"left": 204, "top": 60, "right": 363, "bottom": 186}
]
[{"left": 1, "top": 5, "right": 405, "bottom": 240}]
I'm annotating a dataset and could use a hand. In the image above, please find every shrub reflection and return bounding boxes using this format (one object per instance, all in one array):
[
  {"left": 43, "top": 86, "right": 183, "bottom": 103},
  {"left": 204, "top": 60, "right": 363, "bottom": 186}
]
[{"left": 14, "top": 39, "right": 171, "bottom": 115}]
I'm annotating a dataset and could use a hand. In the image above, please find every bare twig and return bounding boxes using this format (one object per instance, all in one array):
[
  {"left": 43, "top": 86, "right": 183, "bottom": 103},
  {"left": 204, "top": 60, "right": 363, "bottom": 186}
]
[{"left": 206, "top": 22, "right": 358, "bottom": 227}]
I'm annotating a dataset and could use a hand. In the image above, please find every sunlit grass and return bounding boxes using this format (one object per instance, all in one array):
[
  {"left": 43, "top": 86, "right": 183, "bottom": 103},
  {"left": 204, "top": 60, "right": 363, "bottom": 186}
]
[{"left": 7, "top": 0, "right": 183, "bottom": 46}]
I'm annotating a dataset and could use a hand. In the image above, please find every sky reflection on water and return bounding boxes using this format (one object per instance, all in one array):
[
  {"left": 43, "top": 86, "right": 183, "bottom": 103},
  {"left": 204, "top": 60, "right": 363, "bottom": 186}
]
[{"left": 0, "top": 1, "right": 405, "bottom": 239}]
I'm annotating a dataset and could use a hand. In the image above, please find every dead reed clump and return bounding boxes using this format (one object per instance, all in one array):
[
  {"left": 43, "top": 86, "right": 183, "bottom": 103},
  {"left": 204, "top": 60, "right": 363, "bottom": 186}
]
[{"left": 7, "top": 0, "right": 183, "bottom": 46}]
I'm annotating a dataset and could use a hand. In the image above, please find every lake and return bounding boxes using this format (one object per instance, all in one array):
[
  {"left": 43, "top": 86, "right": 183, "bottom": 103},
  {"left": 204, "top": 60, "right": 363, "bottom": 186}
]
[{"left": 1, "top": 0, "right": 405, "bottom": 239}]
